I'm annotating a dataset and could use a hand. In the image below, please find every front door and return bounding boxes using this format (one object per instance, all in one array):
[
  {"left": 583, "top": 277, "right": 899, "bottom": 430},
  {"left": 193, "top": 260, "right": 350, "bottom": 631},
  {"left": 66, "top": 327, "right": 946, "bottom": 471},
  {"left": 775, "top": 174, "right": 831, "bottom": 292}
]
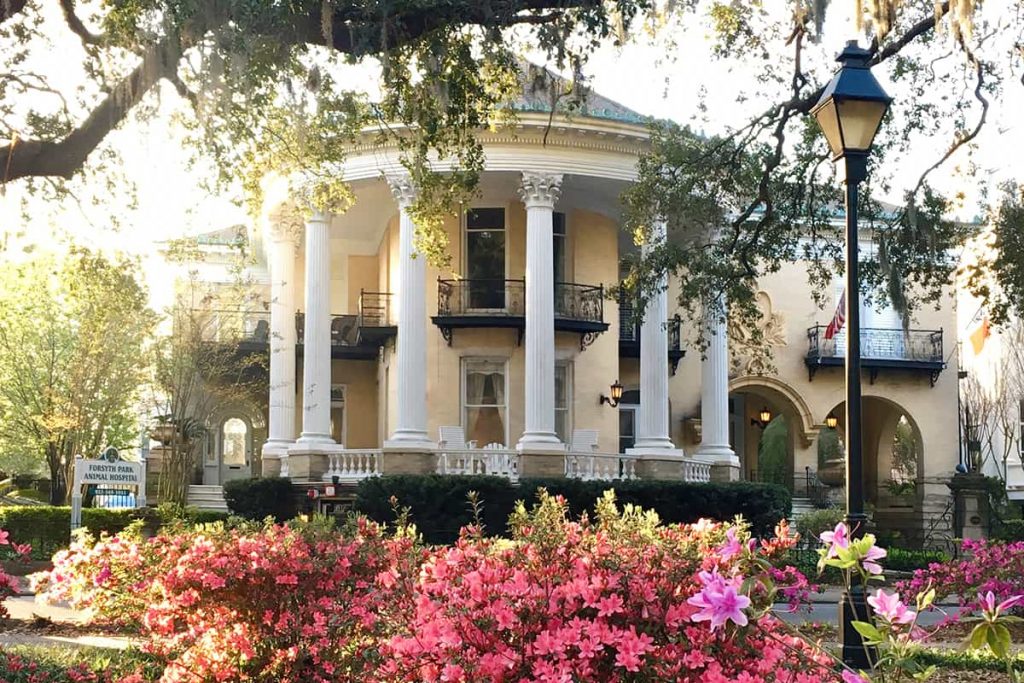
[
  {"left": 618, "top": 390, "right": 640, "bottom": 453},
  {"left": 219, "top": 417, "right": 252, "bottom": 484}
]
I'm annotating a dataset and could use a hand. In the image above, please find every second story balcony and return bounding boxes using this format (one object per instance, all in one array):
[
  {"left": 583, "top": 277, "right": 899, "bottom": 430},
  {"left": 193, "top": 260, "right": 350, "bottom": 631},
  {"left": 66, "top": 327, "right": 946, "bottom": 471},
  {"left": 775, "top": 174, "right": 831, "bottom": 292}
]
[
  {"left": 805, "top": 325, "right": 946, "bottom": 386},
  {"left": 617, "top": 299, "right": 685, "bottom": 375},
  {"left": 432, "top": 278, "right": 609, "bottom": 350},
  {"left": 204, "top": 290, "right": 396, "bottom": 361}
]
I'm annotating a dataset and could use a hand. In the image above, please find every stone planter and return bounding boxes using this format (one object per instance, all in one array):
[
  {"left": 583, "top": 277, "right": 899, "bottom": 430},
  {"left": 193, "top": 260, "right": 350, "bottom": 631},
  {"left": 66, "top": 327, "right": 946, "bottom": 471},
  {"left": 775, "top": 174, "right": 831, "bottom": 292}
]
[
  {"left": 818, "top": 458, "right": 846, "bottom": 487},
  {"left": 150, "top": 424, "right": 175, "bottom": 446}
]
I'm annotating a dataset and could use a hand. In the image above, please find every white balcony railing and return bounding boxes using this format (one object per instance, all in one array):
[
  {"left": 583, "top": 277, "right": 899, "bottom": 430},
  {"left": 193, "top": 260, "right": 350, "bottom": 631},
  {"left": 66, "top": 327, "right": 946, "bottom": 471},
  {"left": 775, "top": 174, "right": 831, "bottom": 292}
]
[
  {"left": 565, "top": 453, "right": 638, "bottom": 481},
  {"left": 682, "top": 460, "right": 712, "bottom": 483},
  {"left": 321, "top": 450, "right": 381, "bottom": 482},
  {"left": 437, "top": 446, "right": 520, "bottom": 481}
]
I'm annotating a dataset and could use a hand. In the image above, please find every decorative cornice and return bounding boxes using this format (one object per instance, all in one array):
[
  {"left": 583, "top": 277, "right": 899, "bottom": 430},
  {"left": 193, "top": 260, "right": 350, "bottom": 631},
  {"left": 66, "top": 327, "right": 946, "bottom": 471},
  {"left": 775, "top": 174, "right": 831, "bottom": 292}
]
[
  {"left": 386, "top": 174, "right": 417, "bottom": 208},
  {"left": 519, "top": 172, "right": 563, "bottom": 209}
]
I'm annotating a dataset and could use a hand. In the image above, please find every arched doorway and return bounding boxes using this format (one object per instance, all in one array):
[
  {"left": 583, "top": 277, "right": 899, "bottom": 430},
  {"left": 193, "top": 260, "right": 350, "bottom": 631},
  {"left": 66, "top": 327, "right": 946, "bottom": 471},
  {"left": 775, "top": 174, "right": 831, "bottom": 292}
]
[
  {"left": 728, "top": 377, "right": 817, "bottom": 492},
  {"left": 217, "top": 417, "right": 253, "bottom": 485},
  {"left": 824, "top": 397, "right": 923, "bottom": 507}
]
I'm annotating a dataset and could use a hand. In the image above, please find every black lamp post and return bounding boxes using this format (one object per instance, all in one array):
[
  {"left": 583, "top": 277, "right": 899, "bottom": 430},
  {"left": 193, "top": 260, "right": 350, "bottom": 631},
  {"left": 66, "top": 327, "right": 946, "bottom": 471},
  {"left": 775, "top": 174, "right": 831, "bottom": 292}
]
[{"left": 810, "top": 40, "right": 892, "bottom": 670}]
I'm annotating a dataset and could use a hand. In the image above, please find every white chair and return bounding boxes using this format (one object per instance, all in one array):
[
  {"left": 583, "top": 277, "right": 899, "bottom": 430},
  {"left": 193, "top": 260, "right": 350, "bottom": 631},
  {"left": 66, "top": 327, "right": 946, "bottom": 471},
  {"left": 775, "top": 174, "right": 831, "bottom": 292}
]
[
  {"left": 438, "top": 426, "right": 476, "bottom": 474},
  {"left": 568, "top": 429, "right": 599, "bottom": 453}
]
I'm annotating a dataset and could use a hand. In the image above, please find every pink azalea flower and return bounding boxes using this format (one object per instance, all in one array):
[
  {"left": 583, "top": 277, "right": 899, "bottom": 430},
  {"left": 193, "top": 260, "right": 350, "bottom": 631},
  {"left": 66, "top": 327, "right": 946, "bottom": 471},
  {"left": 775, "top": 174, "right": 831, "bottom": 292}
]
[
  {"left": 0, "top": 530, "right": 9, "bottom": 546},
  {"left": 687, "top": 569, "right": 751, "bottom": 631},
  {"left": 842, "top": 670, "right": 871, "bottom": 683},
  {"left": 979, "top": 591, "right": 1024, "bottom": 620},
  {"left": 718, "top": 527, "right": 743, "bottom": 561},
  {"left": 862, "top": 545, "right": 887, "bottom": 576},
  {"left": 867, "top": 589, "right": 915, "bottom": 625},
  {"left": 819, "top": 522, "right": 849, "bottom": 558}
]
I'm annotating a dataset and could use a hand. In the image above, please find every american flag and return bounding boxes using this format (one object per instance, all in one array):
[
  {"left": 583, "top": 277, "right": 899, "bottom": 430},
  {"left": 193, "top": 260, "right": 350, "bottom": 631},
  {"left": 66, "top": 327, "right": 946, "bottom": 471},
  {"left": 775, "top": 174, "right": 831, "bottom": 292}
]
[{"left": 824, "top": 289, "right": 845, "bottom": 340}]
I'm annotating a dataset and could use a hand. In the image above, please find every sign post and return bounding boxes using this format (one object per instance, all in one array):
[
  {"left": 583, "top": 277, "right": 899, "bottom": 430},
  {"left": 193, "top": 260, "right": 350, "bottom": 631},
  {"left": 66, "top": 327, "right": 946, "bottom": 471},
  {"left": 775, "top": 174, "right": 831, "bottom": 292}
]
[{"left": 70, "top": 447, "right": 146, "bottom": 533}]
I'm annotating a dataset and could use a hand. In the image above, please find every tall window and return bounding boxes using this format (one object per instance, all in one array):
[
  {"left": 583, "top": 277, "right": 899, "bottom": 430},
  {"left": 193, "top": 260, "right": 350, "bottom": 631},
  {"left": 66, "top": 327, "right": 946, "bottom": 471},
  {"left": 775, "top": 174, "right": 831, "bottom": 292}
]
[
  {"left": 555, "top": 361, "right": 572, "bottom": 442},
  {"left": 464, "top": 359, "right": 507, "bottom": 446},
  {"left": 330, "top": 385, "right": 346, "bottom": 445},
  {"left": 466, "top": 208, "right": 506, "bottom": 309},
  {"left": 1018, "top": 399, "right": 1024, "bottom": 458},
  {"left": 553, "top": 212, "right": 567, "bottom": 286},
  {"left": 221, "top": 418, "right": 248, "bottom": 466}
]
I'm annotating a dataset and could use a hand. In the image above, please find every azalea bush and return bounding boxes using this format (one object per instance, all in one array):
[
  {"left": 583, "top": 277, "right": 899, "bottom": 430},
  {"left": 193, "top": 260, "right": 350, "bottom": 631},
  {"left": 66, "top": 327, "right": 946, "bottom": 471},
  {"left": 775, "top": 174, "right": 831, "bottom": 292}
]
[
  {"left": 0, "top": 527, "right": 31, "bottom": 618},
  {"left": 897, "top": 538, "right": 1024, "bottom": 612}
]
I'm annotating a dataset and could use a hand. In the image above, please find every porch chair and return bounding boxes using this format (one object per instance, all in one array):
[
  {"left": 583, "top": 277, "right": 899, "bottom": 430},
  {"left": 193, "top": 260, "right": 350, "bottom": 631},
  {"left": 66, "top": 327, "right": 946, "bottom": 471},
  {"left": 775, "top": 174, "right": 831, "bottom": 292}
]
[
  {"left": 437, "top": 426, "right": 477, "bottom": 475},
  {"left": 566, "top": 429, "right": 600, "bottom": 479}
]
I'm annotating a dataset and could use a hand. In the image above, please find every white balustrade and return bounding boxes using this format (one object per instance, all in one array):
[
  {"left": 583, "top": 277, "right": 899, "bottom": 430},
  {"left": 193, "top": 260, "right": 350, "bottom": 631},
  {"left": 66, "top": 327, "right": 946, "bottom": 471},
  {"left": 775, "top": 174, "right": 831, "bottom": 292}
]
[
  {"left": 565, "top": 453, "right": 638, "bottom": 481},
  {"left": 321, "top": 450, "right": 381, "bottom": 482},
  {"left": 682, "top": 459, "right": 712, "bottom": 483},
  {"left": 436, "top": 445, "right": 519, "bottom": 481}
]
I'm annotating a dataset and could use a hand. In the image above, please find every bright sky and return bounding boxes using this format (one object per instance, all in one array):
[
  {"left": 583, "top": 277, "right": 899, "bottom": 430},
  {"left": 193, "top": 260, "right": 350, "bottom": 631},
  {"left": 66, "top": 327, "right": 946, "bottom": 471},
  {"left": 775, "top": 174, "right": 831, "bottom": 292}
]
[{"left": 1, "top": 0, "right": 1021, "bottom": 298}]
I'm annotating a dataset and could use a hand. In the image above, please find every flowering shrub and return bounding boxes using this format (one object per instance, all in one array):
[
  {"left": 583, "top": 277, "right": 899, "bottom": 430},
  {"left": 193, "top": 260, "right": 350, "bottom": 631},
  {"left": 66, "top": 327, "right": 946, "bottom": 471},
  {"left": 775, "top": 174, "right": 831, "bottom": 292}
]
[
  {"left": 0, "top": 648, "right": 156, "bottom": 683},
  {"left": 380, "top": 493, "right": 834, "bottom": 682},
  {"left": 897, "top": 538, "right": 1024, "bottom": 613},
  {"left": 0, "top": 527, "right": 31, "bottom": 619}
]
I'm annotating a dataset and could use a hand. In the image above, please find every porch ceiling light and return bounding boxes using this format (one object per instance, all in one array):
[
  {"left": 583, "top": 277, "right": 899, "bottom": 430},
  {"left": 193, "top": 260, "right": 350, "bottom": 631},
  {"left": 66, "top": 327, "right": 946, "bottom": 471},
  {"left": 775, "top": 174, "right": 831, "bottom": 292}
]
[
  {"left": 600, "top": 380, "right": 624, "bottom": 408},
  {"left": 751, "top": 407, "right": 772, "bottom": 429},
  {"left": 825, "top": 413, "right": 839, "bottom": 430}
]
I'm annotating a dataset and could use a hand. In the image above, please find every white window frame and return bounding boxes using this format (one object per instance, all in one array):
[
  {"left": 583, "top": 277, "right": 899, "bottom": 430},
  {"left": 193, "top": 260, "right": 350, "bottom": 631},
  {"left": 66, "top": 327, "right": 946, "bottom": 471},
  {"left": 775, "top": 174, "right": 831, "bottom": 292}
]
[
  {"left": 555, "top": 360, "right": 573, "bottom": 443},
  {"left": 330, "top": 384, "right": 347, "bottom": 446},
  {"left": 461, "top": 357, "right": 509, "bottom": 447}
]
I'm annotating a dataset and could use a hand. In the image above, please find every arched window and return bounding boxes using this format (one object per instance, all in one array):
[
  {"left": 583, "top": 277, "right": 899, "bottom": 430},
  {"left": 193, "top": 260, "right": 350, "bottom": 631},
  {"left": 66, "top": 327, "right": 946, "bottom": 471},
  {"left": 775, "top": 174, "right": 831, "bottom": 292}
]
[{"left": 222, "top": 418, "right": 248, "bottom": 466}]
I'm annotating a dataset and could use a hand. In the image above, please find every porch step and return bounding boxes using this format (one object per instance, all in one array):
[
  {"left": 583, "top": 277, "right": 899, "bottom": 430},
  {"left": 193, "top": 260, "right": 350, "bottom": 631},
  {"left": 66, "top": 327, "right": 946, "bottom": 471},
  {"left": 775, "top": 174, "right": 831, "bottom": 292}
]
[
  {"left": 790, "top": 497, "right": 816, "bottom": 519},
  {"left": 187, "top": 485, "right": 229, "bottom": 512}
]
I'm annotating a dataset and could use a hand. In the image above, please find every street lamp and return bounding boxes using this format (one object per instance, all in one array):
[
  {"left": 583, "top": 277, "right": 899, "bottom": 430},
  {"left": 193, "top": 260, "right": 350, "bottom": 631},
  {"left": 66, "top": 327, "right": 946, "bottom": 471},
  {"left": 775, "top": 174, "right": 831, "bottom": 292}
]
[{"left": 810, "top": 39, "right": 891, "bottom": 670}]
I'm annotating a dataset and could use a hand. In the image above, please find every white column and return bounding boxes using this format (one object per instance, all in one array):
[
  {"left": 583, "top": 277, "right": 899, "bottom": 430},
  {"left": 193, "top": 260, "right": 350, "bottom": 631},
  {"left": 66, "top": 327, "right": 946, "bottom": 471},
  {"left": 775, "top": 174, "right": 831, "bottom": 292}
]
[
  {"left": 384, "top": 175, "right": 432, "bottom": 449},
  {"left": 631, "top": 219, "right": 678, "bottom": 452},
  {"left": 695, "top": 296, "right": 738, "bottom": 464},
  {"left": 517, "top": 172, "right": 564, "bottom": 450},
  {"left": 294, "top": 211, "right": 335, "bottom": 446},
  {"left": 262, "top": 224, "right": 300, "bottom": 469}
]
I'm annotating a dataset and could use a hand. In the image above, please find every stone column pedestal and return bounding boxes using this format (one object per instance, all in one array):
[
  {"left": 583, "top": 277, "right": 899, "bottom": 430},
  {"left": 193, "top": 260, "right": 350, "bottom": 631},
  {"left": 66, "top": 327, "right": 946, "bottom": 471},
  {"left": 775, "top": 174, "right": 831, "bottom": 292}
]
[
  {"left": 380, "top": 447, "right": 438, "bottom": 476},
  {"left": 630, "top": 448, "right": 687, "bottom": 481},
  {"left": 517, "top": 448, "right": 568, "bottom": 479}
]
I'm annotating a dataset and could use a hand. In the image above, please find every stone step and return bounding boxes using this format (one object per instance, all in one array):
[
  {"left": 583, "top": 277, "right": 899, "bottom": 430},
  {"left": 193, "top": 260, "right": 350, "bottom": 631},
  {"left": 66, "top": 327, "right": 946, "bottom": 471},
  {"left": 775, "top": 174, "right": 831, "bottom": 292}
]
[{"left": 187, "top": 485, "right": 229, "bottom": 512}]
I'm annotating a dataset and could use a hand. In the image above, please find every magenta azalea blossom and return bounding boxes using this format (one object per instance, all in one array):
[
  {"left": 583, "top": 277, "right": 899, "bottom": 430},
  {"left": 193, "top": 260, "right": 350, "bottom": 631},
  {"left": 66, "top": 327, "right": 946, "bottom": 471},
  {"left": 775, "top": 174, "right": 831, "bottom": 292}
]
[
  {"left": 867, "top": 589, "right": 914, "bottom": 625},
  {"left": 819, "top": 522, "right": 849, "bottom": 558},
  {"left": 979, "top": 591, "right": 1024, "bottom": 620},
  {"left": 842, "top": 670, "right": 871, "bottom": 683},
  {"left": 687, "top": 569, "right": 751, "bottom": 631}
]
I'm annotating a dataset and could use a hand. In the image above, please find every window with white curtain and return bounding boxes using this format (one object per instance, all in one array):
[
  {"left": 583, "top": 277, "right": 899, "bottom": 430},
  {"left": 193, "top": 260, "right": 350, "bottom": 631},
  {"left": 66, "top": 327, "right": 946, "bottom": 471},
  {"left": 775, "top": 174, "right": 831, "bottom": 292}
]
[
  {"left": 463, "top": 359, "right": 507, "bottom": 447},
  {"left": 555, "top": 361, "right": 572, "bottom": 442},
  {"left": 221, "top": 418, "right": 248, "bottom": 466}
]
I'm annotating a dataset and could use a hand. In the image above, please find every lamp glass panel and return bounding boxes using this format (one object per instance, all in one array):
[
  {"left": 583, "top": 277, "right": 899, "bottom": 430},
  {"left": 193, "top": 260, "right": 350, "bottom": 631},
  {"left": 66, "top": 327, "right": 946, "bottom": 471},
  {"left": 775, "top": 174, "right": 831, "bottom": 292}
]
[
  {"left": 836, "top": 99, "right": 887, "bottom": 151},
  {"left": 611, "top": 382, "right": 624, "bottom": 401},
  {"left": 812, "top": 100, "right": 844, "bottom": 158}
]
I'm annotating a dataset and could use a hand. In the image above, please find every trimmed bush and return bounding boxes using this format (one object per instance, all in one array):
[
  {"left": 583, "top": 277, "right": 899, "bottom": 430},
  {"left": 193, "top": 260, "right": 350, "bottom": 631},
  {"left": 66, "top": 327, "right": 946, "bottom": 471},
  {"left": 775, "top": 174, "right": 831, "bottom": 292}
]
[
  {"left": 884, "top": 547, "right": 948, "bottom": 573},
  {"left": 223, "top": 477, "right": 297, "bottom": 522},
  {"left": 0, "top": 506, "right": 157, "bottom": 559},
  {"left": 355, "top": 475, "right": 791, "bottom": 544}
]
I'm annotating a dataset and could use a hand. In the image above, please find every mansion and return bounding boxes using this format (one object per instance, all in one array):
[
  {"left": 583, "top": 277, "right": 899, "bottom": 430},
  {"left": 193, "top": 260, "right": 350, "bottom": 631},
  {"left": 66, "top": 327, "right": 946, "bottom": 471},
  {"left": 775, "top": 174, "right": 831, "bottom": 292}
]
[{"left": 177, "top": 91, "right": 960, "bottom": 543}]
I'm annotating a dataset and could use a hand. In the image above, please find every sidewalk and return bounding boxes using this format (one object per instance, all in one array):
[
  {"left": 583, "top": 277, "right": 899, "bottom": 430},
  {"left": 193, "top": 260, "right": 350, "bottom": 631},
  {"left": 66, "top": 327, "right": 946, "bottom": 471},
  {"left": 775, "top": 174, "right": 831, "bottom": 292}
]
[{"left": 1, "top": 595, "right": 135, "bottom": 650}]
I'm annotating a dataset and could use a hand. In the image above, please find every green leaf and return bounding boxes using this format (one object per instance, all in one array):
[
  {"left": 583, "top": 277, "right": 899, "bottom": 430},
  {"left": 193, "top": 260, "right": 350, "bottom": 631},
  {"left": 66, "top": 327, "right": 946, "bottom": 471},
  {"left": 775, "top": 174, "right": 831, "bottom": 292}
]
[
  {"left": 987, "top": 623, "right": 1011, "bottom": 659},
  {"left": 917, "top": 588, "right": 936, "bottom": 611},
  {"left": 969, "top": 623, "right": 990, "bottom": 651},
  {"left": 852, "top": 620, "right": 884, "bottom": 644}
]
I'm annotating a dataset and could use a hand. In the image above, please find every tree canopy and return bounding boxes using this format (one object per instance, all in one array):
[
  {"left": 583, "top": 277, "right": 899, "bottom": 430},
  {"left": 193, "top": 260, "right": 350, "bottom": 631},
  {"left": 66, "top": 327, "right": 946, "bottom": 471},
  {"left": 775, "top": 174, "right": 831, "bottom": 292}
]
[
  {"left": 2, "top": 0, "right": 1022, "bottom": 331},
  {"left": 0, "top": 248, "right": 154, "bottom": 502}
]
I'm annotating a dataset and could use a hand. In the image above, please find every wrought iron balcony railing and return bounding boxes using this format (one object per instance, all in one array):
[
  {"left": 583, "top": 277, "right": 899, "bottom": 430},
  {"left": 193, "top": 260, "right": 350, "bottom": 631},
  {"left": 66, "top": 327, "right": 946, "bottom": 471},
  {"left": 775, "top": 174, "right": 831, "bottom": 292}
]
[
  {"left": 358, "top": 290, "right": 393, "bottom": 328},
  {"left": 618, "top": 299, "right": 684, "bottom": 374},
  {"left": 433, "top": 278, "right": 608, "bottom": 349},
  {"left": 805, "top": 324, "right": 945, "bottom": 386}
]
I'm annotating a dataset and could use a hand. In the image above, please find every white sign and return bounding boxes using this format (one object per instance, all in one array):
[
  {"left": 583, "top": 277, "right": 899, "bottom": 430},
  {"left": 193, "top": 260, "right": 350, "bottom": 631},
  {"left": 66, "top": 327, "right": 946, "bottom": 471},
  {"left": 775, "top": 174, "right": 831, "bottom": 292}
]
[{"left": 76, "top": 460, "right": 143, "bottom": 485}]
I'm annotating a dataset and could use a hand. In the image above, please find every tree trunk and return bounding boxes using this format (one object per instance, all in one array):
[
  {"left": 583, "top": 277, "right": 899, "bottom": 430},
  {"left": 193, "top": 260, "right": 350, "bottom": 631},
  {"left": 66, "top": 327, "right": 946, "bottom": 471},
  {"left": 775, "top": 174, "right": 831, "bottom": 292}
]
[{"left": 46, "top": 443, "right": 66, "bottom": 505}]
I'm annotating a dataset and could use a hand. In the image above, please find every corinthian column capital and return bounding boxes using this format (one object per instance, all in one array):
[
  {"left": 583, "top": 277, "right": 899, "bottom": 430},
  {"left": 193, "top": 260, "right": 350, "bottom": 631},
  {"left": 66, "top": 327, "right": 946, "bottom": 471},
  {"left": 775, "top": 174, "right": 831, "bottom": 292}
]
[
  {"left": 387, "top": 174, "right": 417, "bottom": 208},
  {"left": 519, "top": 172, "right": 563, "bottom": 210}
]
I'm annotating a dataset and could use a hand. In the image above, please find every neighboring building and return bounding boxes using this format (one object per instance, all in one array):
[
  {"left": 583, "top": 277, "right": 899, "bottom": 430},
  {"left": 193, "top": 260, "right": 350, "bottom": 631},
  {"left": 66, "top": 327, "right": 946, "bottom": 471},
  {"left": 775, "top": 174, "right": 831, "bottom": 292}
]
[{"left": 179, "top": 83, "right": 961, "bottom": 544}]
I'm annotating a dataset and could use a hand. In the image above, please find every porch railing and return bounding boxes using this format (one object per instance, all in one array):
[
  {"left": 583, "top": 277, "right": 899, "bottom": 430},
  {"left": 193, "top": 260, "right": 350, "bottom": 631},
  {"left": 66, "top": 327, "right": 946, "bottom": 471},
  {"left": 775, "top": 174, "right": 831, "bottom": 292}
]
[
  {"left": 806, "top": 325, "right": 943, "bottom": 363},
  {"left": 565, "top": 453, "right": 638, "bottom": 481},
  {"left": 554, "top": 282, "right": 604, "bottom": 323},
  {"left": 746, "top": 467, "right": 831, "bottom": 508},
  {"left": 358, "top": 290, "right": 393, "bottom": 328},
  {"left": 618, "top": 300, "right": 682, "bottom": 349},
  {"left": 437, "top": 279, "right": 526, "bottom": 316},
  {"left": 321, "top": 450, "right": 381, "bottom": 482},
  {"left": 437, "top": 447, "right": 520, "bottom": 481},
  {"left": 682, "top": 460, "right": 712, "bottom": 483}
]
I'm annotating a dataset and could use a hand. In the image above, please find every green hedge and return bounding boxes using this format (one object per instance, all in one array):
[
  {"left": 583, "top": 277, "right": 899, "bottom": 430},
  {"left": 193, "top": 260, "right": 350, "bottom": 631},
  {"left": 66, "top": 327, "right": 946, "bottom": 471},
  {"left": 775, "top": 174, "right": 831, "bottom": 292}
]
[
  {"left": 355, "top": 475, "right": 791, "bottom": 545},
  {"left": 0, "top": 506, "right": 159, "bottom": 559},
  {"left": 223, "top": 477, "right": 297, "bottom": 523}
]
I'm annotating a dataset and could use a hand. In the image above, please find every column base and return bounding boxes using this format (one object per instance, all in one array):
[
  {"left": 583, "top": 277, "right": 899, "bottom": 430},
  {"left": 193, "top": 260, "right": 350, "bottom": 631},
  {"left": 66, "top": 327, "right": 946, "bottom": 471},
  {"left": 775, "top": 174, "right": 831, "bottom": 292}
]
[
  {"left": 517, "top": 433, "right": 564, "bottom": 451},
  {"left": 709, "top": 462, "right": 741, "bottom": 482},
  {"left": 632, "top": 438, "right": 679, "bottom": 452},
  {"left": 287, "top": 442, "right": 343, "bottom": 482},
  {"left": 693, "top": 443, "right": 738, "bottom": 463},
  {"left": 384, "top": 431, "right": 435, "bottom": 451},
  {"left": 517, "top": 447, "right": 568, "bottom": 479},
  {"left": 261, "top": 441, "right": 294, "bottom": 479}
]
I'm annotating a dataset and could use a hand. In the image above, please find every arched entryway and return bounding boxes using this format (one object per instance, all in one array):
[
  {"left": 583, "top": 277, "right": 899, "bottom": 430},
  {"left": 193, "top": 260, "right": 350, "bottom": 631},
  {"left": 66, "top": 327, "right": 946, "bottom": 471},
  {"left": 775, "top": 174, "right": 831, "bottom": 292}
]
[
  {"left": 728, "top": 377, "right": 817, "bottom": 491},
  {"left": 823, "top": 397, "right": 924, "bottom": 507}
]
